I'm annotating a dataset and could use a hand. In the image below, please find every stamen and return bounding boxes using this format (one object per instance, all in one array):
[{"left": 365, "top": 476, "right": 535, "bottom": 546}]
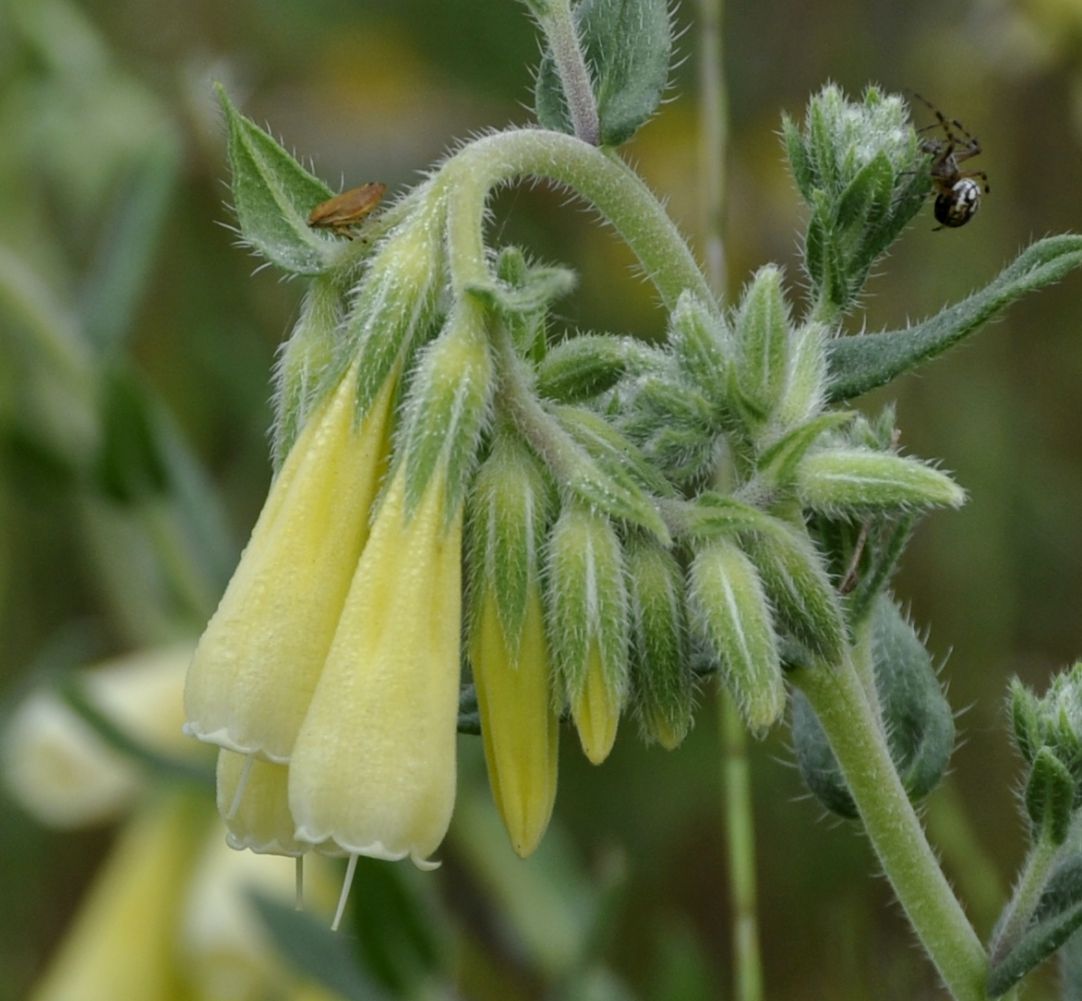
[
  {"left": 331, "top": 854, "right": 358, "bottom": 932},
  {"left": 226, "top": 754, "right": 254, "bottom": 820},
  {"left": 295, "top": 855, "right": 304, "bottom": 911}
]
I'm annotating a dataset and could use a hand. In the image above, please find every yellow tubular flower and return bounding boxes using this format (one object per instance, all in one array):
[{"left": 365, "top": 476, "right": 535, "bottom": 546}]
[
  {"left": 573, "top": 642, "right": 621, "bottom": 765},
  {"left": 289, "top": 468, "right": 463, "bottom": 866},
  {"left": 184, "top": 363, "right": 395, "bottom": 763},
  {"left": 472, "top": 587, "right": 558, "bottom": 858},
  {"left": 28, "top": 792, "right": 209, "bottom": 1001},
  {"left": 216, "top": 750, "right": 316, "bottom": 857}
]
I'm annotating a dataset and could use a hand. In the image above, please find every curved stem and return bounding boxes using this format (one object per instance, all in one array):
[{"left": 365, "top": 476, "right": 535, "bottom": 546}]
[
  {"left": 441, "top": 129, "right": 713, "bottom": 310},
  {"left": 697, "top": 0, "right": 728, "bottom": 301},
  {"left": 793, "top": 658, "right": 988, "bottom": 1001}
]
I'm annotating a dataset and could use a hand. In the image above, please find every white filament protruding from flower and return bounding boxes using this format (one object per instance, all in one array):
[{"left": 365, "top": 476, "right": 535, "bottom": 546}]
[
  {"left": 294, "top": 856, "right": 304, "bottom": 912},
  {"left": 225, "top": 754, "right": 254, "bottom": 821},
  {"left": 331, "top": 854, "right": 358, "bottom": 932}
]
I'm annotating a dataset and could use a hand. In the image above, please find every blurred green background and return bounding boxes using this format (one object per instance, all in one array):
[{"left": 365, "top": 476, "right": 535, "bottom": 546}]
[{"left": 2, "top": 0, "right": 1082, "bottom": 998}]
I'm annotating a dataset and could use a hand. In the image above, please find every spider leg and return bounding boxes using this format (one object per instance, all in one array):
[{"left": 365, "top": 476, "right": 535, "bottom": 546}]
[{"left": 959, "top": 169, "right": 990, "bottom": 193}]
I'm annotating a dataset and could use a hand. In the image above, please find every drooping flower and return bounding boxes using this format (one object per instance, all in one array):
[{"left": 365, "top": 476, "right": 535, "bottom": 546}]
[
  {"left": 288, "top": 466, "right": 464, "bottom": 867},
  {"left": 184, "top": 363, "right": 395, "bottom": 763}
]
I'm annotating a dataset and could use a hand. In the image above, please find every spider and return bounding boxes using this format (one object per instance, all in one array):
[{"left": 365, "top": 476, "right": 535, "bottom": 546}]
[{"left": 911, "top": 92, "right": 990, "bottom": 229}]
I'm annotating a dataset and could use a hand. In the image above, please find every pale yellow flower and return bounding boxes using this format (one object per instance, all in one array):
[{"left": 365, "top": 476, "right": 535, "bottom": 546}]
[
  {"left": 216, "top": 749, "right": 314, "bottom": 857},
  {"left": 289, "top": 467, "right": 463, "bottom": 867},
  {"left": 26, "top": 792, "right": 208, "bottom": 1001},
  {"left": 471, "top": 587, "right": 558, "bottom": 857},
  {"left": 2, "top": 645, "right": 192, "bottom": 827},
  {"left": 184, "top": 363, "right": 395, "bottom": 763}
]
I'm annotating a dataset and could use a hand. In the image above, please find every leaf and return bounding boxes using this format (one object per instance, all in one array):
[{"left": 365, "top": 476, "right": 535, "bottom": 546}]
[
  {"left": 1025, "top": 748, "right": 1075, "bottom": 845},
  {"left": 217, "top": 84, "right": 336, "bottom": 275},
  {"left": 465, "top": 265, "right": 576, "bottom": 316},
  {"left": 989, "top": 855, "right": 1082, "bottom": 996},
  {"left": 94, "top": 366, "right": 169, "bottom": 503},
  {"left": 247, "top": 891, "right": 386, "bottom": 1001},
  {"left": 535, "top": 0, "right": 672, "bottom": 146},
  {"left": 537, "top": 334, "right": 660, "bottom": 402},
  {"left": 80, "top": 131, "right": 181, "bottom": 353},
  {"left": 827, "top": 235, "right": 1082, "bottom": 401}
]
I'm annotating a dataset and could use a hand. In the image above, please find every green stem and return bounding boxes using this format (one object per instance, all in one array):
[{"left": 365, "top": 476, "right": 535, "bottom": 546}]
[
  {"left": 793, "top": 658, "right": 988, "bottom": 1001},
  {"left": 720, "top": 694, "right": 764, "bottom": 1001},
  {"left": 989, "top": 832, "right": 1061, "bottom": 966},
  {"left": 697, "top": 0, "right": 728, "bottom": 300},
  {"left": 441, "top": 129, "right": 713, "bottom": 309},
  {"left": 533, "top": 0, "right": 600, "bottom": 146}
]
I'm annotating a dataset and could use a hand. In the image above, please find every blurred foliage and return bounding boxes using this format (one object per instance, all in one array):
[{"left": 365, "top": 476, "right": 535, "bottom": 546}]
[{"left": 1, "top": 0, "right": 1081, "bottom": 998}]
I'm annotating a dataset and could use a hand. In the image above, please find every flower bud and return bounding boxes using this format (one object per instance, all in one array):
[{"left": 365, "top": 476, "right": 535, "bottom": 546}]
[
  {"left": 732, "top": 265, "right": 791, "bottom": 426},
  {"left": 184, "top": 363, "right": 396, "bottom": 763},
  {"left": 743, "top": 521, "right": 844, "bottom": 662},
  {"left": 471, "top": 588, "right": 558, "bottom": 857},
  {"left": 776, "top": 322, "right": 830, "bottom": 430},
  {"left": 626, "top": 534, "right": 693, "bottom": 749},
  {"left": 668, "top": 291, "right": 731, "bottom": 404},
  {"left": 546, "top": 505, "right": 629, "bottom": 764},
  {"left": 289, "top": 468, "right": 463, "bottom": 866},
  {"left": 689, "top": 538, "right": 784, "bottom": 736},
  {"left": 795, "top": 447, "right": 965, "bottom": 514},
  {"left": 398, "top": 299, "right": 494, "bottom": 518},
  {"left": 467, "top": 434, "right": 558, "bottom": 855}
]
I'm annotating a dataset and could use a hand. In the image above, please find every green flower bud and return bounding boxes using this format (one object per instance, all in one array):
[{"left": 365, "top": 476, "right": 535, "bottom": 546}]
[
  {"left": 398, "top": 298, "right": 495, "bottom": 519},
  {"left": 626, "top": 534, "right": 693, "bottom": 749},
  {"left": 546, "top": 505, "right": 629, "bottom": 764},
  {"left": 732, "top": 265, "right": 791, "bottom": 426},
  {"left": 795, "top": 447, "right": 965, "bottom": 513},
  {"left": 688, "top": 538, "right": 784, "bottom": 736},
  {"left": 341, "top": 198, "right": 448, "bottom": 420},
  {"left": 1008, "top": 663, "right": 1082, "bottom": 790},
  {"left": 743, "top": 521, "right": 845, "bottom": 662},
  {"left": 1025, "top": 747, "right": 1075, "bottom": 845},
  {"left": 776, "top": 322, "right": 830, "bottom": 431},
  {"left": 467, "top": 432, "right": 554, "bottom": 658},
  {"left": 668, "top": 291, "right": 731, "bottom": 404},
  {"left": 792, "top": 595, "right": 954, "bottom": 818},
  {"left": 537, "top": 335, "right": 662, "bottom": 404}
]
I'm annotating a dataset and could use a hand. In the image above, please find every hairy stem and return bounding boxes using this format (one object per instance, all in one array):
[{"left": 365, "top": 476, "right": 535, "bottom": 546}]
[
  {"left": 989, "top": 830, "right": 1061, "bottom": 966},
  {"left": 442, "top": 129, "right": 713, "bottom": 309},
  {"left": 533, "top": 0, "right": 600, "bottom": 146},
  {"left": 793, "top": 659, "right": 988, "bottom": 1001}
]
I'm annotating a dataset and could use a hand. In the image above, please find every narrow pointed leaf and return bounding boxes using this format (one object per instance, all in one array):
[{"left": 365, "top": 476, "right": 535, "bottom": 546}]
[{"left": 827, "top": 235, "right": 1082, "bottom": 400}]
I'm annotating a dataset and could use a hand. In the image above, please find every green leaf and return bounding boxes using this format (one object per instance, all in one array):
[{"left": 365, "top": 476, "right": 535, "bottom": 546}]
[
  {"left": 755, "top": 412, "right": 854, "bottom": 487},
  {"left": 80, "top": 131, "right": 181, "bottom": 353},
  {"left": 217, "top": 84, "right": 336, "bottom": 275},
  {"left": 827, "top": 235, "right": 1082, "bottom": 400},
  {"left": 989, "top": 855, "right": 1082, "bottom": 996},
  {"left": 465, "top": 265, "right": 576, "bottom": 316},
  {"left": 94, "top": 366, "right": 169, "bottom": 503},
  {"left": 535, "top": 0, "right": 673, "bottom": 147},
  {"left": 733, "top": 265, "right": 790, "bottom": 422},
  {"left": 247, "top": 891, "right": 386, "bottom": 1001}
]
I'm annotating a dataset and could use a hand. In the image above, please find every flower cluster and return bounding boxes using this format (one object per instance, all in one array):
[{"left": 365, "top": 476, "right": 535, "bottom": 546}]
[{"left": 182, "top": 87, "right": 972, "bottom": 897}]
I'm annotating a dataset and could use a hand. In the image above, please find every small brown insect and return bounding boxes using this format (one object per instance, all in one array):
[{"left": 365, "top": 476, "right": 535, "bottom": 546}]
[{"left": 307, "top": 182, "right": 387, "bottom": 237}]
